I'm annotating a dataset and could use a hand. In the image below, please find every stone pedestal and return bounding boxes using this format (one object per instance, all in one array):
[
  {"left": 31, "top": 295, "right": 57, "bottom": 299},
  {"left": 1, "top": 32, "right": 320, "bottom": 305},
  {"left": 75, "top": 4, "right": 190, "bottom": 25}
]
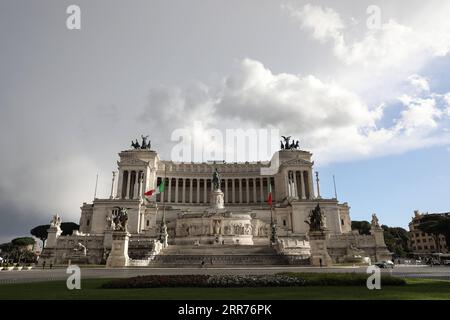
[
  {"left": 103, "top": 229, "right": 113, "bottom": 249},
  {"left": 45, "top": 225, "right": 62, "bottom": 248},
  {"left": 210, "top": 189, "right": 224, "bottom": 209},
  {"left": 309, "top": 231, "right": 332, "bottom": 267},
  {"left": 106, "top": 231, "right": 130, "bottom": 267},
  {"left": 370, "top": 227, "right": 392, "bottom": 261}
]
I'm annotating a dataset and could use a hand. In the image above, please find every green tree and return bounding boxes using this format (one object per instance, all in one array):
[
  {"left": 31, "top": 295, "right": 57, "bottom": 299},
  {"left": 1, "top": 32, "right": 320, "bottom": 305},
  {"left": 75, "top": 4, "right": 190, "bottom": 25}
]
[
  {"left": 417, "top": 214, "right": 450, "bottom": 252},
  {"left": 351, "top": 220, "right": 371, "bottom": 235},
  {"left": 30, "top": 224, "right": 50, "bottom": 248},
  {"left": 11, "top": 237, "right": 36, "bottom": 247},
  {"left": 382, "top": 225, "right": 410, "bottom": 257},
  {"left": 61, "top": 222, "right": 79, "bottom": 236}
]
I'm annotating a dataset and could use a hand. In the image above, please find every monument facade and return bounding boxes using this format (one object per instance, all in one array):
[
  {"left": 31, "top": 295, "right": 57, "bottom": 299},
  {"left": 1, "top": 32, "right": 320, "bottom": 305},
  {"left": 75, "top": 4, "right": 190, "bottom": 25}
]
[{"left": 40, "top": 136, "right": 391, "bottom": 266}]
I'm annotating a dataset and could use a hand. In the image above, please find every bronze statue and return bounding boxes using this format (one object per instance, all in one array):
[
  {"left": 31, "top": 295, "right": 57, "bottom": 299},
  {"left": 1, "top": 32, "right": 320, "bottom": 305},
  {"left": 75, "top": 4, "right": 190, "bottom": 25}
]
[
  {"left": 280, "top": 136, "right": 300, "bottom": 150},
  {"left": 131, "top": 136, "right": 151, "bottom": 150},
  {"left": 112, "top": 207, "right": 129, "bottom": 232},
  {"left": 305, "top": 203, "right": 325, "bottom": 232},
  {"left": 141, "top": 135, "right": 149, "bottom": 149},
  {"left": 131, "top": 139, "right": 140, "bottom": 149},
  {"left": 281, "top": 136, "right": 291, "bottom": 149},
  {"left": 212, "top": 168, "right": 221, "bottom": 190}
]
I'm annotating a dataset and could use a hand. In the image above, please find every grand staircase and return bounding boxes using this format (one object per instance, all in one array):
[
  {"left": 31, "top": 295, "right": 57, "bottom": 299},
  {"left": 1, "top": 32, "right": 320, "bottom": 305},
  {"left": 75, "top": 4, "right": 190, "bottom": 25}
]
[{"left": 147, "top": 244, "right": 293, "bottom": 267}]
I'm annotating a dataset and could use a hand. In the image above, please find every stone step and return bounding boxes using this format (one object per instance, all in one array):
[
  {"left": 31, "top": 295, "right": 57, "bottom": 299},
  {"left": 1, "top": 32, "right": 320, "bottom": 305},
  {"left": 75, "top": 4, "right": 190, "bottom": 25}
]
[
  {"left": 161, "top": 245, "right": 276, "bottom": 255},
  {"left": 149, "top": 254, "right": 290, "bottom": 266}
]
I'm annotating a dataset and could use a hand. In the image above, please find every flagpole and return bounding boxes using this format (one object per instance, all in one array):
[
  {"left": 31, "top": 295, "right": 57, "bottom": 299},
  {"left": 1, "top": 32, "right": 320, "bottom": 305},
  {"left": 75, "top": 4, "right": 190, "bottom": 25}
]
[
  {"left": 333, "top": 174, "right": 338, "bottom": 200},
  {"left": 94, "top": 173, "right": 99, "bottom": 199}
]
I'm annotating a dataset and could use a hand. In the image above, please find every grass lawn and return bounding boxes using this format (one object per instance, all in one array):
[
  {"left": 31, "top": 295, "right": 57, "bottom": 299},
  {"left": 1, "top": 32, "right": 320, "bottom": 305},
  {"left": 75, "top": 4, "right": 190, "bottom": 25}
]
[{"left": 0, "top": 278, "right": 449, "bottom": 299}]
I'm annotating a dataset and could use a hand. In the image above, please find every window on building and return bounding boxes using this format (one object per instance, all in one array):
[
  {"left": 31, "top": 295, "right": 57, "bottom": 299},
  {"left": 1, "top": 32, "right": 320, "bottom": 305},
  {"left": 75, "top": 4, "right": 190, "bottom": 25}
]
[
  {"left": 146, "top": 220, "right": 149, "bottom": 227},
  {"left": 424, "top": 246, "right": 428, "bottom": 249},
  {"left": 418, "top": 246, "right": 422, "bottom": 250},
  {"left": 86, "top": 219, "right": 90, "bottom": 226},
  {"left": 341, "top": 219, "right": 344, "bottom": 225},
  {"left": 283, "top": 220, "right": 286, "bottom": 226},
  {"left": 417, "top": 239, "right": 421, "bottom": 243}
]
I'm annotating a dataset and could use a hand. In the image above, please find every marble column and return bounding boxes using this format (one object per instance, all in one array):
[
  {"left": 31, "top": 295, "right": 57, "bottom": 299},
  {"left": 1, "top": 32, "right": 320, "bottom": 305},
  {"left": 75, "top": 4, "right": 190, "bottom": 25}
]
[
  {"left": 117, "top": 170, "right": 124, "bottom": 199},
  {"left": 189, "top": 178, "right": 193, "bottom": 203},
  {"left": 285, "top": 172, "right": 290, "bottom": 198},
  {"left": 196, "top": 179, "right": 200, "bottom": 203},
  {"left": 260, "top": 178, "right": 264, "bottom": 203},
  {"left": 246, "top": 178, "right": 250, "bottom": 203},
  {"left": 300, "top": 171, "right": 306, "bottom": 200},
  {"left": 133, "top": 172, "right": 139, "bottom": 199},
  {"left": 309, "top": 171, "right": 315, "bottom": 199},
  {"left": 167, "top": 177, "right": 172, "bottom": 203},
  {"left": 239, "top": 179, "right": 243, "bottom": 203},
  {"left": 224, "top": 179, "right": 228, "bottom": 203},
  {"left": 293, "top": 171, "right": 299, "bottom": 199},
  {"left": 110, "top": 171, "right": 116, "bottom": 199},
  {"left": 138, "top": 173, "right": 143, "bottom": 200},
  {"left": 203, "top": 179, "right": 207, "bottom": 203},
  {"left": 232, "top": 179, "right": 236, "bottom": 203},
  {"left": 125, "top": 170, "right": 131, "bottom": 199},
  {"left": 253, "top": 178, "right": 257, "bottom": 203},
  {"left": 182, "top": 178, "right": 186, "bottom": 203},
  {"left": 175, "top": 178, "right": 179, "bottom": 203}
]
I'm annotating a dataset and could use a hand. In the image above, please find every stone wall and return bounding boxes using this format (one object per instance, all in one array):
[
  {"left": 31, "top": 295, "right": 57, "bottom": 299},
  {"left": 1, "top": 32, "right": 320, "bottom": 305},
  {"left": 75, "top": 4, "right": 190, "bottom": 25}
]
[{"left": 40, "top": 234, "right": 105, "bottom": 265}]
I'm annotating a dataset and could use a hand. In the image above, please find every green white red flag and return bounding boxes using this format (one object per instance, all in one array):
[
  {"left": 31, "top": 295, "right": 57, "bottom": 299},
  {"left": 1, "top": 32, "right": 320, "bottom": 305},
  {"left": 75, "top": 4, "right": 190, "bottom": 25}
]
[
  {"left": 144, "top": 180, "right": 165, "bottom": 198},
  {"left": 268, "top": 183, "right": 273, "bottom": 206}
]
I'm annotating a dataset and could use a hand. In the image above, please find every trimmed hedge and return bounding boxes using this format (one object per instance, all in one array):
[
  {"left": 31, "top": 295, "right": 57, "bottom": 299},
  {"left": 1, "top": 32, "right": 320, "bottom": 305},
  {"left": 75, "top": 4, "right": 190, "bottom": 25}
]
[{"left": 101, "top": 273, "right": 406, "bottom": 289}]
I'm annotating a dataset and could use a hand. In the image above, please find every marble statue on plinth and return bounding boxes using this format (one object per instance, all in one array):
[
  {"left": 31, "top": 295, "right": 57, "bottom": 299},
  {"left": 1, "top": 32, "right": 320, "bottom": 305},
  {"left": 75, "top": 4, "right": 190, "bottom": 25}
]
[
  {"left": 371, "top": 213, "right": 381, "bottom": 229},
  {"left": 50, "top": 214, "right": 61, "bottom": 228}
]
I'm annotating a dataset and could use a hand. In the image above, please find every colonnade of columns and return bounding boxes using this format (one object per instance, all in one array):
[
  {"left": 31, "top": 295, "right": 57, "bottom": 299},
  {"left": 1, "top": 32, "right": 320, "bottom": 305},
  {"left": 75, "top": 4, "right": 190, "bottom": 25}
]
[
  {"left": 285, "top": 170, "right": 312, "bottom": 199},
  {"left": 155, "top": 176, "right": 275, "bottom": 204},
  {"left": 118, "top": 170, "right": 145, "bottom": 200},
  {"left": 115, "top": 169, "right": 313, "bottom": 202}
]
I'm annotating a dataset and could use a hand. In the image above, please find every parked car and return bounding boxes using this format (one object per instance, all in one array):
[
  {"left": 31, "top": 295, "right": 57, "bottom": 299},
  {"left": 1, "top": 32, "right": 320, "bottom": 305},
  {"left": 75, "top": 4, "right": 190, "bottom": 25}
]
[
  {"left": 443, "top": 259, "right": 450, "bottom": 266},
  {"left": 374, "top": 260, "right": 394, "bottom": 268}
]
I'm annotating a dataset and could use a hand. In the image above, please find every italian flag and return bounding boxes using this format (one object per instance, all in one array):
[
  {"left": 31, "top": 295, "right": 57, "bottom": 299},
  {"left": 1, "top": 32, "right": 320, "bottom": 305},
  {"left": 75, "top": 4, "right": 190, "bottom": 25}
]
[
  {"left": 144, "top": 180, "right": 165, "bottom": 198},
  {"left": 267, "top": 183, "right": 273, "bottom": 206}
]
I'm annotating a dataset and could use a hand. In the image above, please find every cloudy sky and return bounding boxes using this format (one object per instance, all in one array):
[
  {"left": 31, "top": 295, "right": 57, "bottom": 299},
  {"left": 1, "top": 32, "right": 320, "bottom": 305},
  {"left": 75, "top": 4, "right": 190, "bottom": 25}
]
[{"left": 1, "top": 0, "right": 450, "bottom": 243}]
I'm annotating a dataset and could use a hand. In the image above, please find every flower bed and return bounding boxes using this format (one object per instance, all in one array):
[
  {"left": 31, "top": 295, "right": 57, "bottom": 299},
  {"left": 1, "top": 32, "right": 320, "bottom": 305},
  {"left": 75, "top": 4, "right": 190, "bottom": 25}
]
[
  {"left": 101, "top": 273, "right": 406, "bottom": 289},
  {"left": 102, "top": 275, "right": 210, "bottom": 289},
  {"left": 278, "top": 272, "right": 406, "bottom": 286}
]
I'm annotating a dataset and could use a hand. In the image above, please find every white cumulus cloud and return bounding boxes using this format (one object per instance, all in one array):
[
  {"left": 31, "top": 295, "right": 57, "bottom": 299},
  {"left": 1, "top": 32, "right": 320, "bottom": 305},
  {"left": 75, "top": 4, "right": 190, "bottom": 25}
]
[{"left": 140, "top": 58, "right": 450, "bottom": 164}]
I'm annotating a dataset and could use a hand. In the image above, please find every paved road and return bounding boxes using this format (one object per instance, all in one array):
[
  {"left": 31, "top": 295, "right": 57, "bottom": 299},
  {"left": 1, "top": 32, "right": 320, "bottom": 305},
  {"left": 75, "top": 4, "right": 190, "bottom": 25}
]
[{"left": 0, "top": 265, "right": 449, "bottom": 284}]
